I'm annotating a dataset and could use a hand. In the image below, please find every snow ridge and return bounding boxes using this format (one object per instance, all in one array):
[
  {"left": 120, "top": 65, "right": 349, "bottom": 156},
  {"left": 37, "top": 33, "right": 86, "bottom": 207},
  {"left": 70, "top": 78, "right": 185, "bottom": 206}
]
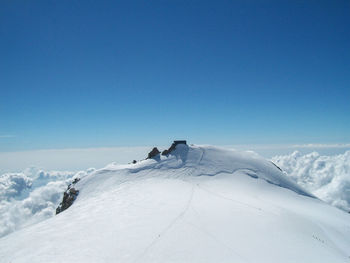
[{"left": 1, "top": 145, "right": 350, "bottom": 263}]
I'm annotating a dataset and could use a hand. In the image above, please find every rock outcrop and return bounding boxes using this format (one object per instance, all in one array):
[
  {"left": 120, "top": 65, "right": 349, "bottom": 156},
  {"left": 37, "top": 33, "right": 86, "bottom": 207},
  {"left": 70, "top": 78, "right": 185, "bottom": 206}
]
[
  {"left": 147, "top": 147, "right": 161, "bottom": 159},
  {"left": 271, "top": 161, "right": 283, "bottom": 172},
  {"left": 162, "top": 140, "right": 187, "bottom": 156},
  {"left": 56, "top": 178, "right": 80, "bottom": 215}
]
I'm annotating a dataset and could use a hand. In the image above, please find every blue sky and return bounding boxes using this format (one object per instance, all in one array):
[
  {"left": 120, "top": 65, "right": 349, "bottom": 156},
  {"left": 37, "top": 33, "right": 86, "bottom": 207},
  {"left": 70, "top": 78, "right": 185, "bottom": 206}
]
[{"left": 1, "top": 0, "right": 349, "bottom": 151}]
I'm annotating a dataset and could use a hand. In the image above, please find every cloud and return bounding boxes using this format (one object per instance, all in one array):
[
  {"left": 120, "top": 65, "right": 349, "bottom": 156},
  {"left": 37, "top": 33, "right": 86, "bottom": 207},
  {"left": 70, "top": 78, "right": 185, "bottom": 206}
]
[
  {"left": 0, "top": 173, "right": 32, "bottom": 200},
  {"left": 0, "top": 147, "right": 151, "bottom": 174},
  {"left": 271, "top": 151, "right": 350, "bottom": 212},
  {"left": 291, "top": 143, "right": 350, "bottom": 148},
  {"left": 223, "top": 143, "right": 350, "bottom": 158},
  {"left": 0, "top": 167, "right": 95, "bottom": 238}
]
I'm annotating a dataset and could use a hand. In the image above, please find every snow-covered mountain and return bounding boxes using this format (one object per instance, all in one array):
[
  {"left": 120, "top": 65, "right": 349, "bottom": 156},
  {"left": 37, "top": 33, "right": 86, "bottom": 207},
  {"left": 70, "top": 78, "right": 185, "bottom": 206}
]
[{"left": 1, "top": 144, "right": 350, "bottom": 262}]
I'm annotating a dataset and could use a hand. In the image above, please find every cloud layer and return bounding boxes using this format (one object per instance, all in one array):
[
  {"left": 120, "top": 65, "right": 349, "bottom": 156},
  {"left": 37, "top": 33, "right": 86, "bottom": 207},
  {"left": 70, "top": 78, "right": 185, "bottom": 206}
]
[
  {"left": 0, "top": 167, "right": 95, "bottom": 238},
  {"left": 272, "top": 151, "right": 350, "bottom": 212},
  {"left": 0, "top": 147, "right": 151, "bottom": 174}
]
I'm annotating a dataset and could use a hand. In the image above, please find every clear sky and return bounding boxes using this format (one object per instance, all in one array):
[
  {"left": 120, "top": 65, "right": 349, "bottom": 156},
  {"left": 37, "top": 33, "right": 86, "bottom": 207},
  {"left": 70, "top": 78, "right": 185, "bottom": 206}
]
[{"left": 1, "top": 0, "right": 349, "bottom": 152}]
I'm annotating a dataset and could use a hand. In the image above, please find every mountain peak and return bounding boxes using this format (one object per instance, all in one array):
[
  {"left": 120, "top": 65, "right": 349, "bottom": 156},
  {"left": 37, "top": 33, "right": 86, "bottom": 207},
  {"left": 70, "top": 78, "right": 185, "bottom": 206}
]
[{"left": 1, "top": 144, "right": 350, "bottom": 263}]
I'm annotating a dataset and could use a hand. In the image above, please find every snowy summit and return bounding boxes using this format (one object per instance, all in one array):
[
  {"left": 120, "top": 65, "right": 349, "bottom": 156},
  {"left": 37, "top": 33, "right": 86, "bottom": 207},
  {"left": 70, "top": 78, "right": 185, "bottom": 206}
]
[{"left": 1, "top": 143, "right": 350, "bottom": 262}]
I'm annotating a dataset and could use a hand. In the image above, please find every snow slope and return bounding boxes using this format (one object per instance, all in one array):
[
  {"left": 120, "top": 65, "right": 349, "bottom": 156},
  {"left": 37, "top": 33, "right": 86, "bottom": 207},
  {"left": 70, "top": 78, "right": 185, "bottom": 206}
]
[{"left": 1, "top": 145, "right": 350, "bottom": 263}]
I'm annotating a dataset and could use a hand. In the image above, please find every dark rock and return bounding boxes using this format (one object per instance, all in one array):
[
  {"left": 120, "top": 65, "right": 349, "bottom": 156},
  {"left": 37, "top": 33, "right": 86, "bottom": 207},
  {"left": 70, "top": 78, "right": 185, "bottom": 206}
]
[
  {"left": 69, "top": 188, "right": 78, "bottom": 195},
  {"left": 161, "top": 149, "right": 169, "bottom": 156},
  {"left": 72, "top": 178, "right": 80, "bottom": 184},
  {"left": 132, "top": 160, "right": 137, "bottom": 164},
  {"left": 270, "top": 161, "right": 282, "bottom": 172},
  {"left": 147, "top": 147, "right": 160, "bottom": 159},
  {"left": 161, "top": 140, "right": 187, "bottom": 156},
  {"left": 173, "top": 140, "right": 187, "bottom": 145},
  {"left": 56, "top": 186, "right": 79, "bottom": 215}
]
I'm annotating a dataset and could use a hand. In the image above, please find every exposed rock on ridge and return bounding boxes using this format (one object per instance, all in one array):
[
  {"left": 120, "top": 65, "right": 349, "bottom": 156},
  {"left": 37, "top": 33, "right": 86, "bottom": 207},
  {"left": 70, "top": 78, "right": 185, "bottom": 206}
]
[{"left": 56, "top": 178, "right": 80, "bottom": 215}]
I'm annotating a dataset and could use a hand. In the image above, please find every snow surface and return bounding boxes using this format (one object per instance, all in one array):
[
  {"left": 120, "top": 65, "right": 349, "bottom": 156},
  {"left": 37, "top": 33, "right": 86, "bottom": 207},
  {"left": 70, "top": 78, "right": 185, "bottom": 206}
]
[{"left": 1, "top": 145, "right": 350, "bottom": 263}]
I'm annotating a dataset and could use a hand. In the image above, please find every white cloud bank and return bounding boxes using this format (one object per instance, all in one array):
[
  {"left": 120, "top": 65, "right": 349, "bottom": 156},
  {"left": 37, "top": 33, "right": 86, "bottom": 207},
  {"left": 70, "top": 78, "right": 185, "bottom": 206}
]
[
  {"left": 0, "top": 167, "right": 95, "bottom": 238},
  {"left": 0, "top": 147, "right": 150, "bottom": 174},
  {"left": 290, "top": 143, "right": 350, "bottom": 149},
  {"left": 272, "top": 151, "right": 350, "bottom": 212}
]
